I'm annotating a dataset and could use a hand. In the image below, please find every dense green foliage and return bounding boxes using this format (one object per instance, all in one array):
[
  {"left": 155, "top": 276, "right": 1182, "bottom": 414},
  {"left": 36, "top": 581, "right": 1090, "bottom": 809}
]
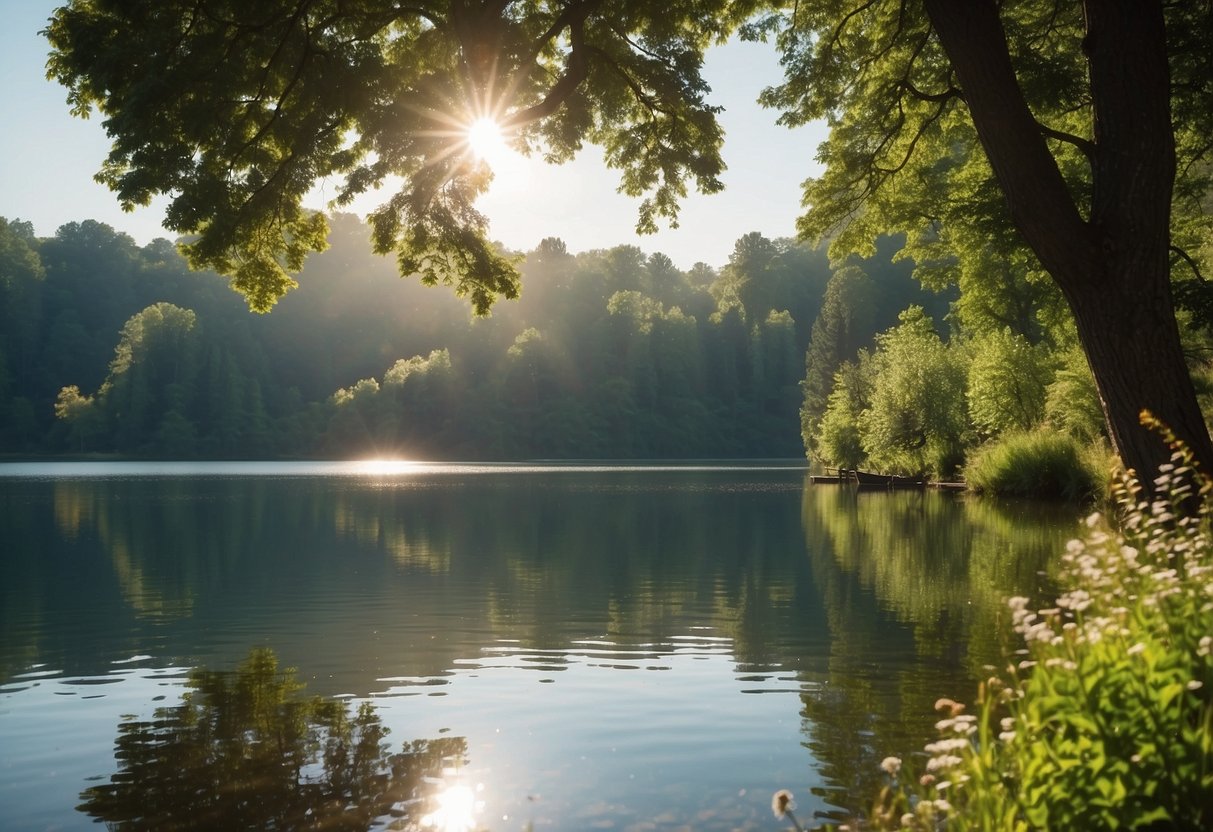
[
  {"left": 44, "top": 0, "right": 763, "bottom": 314},
  {"left": 799, "top": 256, "right": 1213, "bottom": 482},
  {"left": 862, "top": 435, "right": 1213, "bottom": 830},
  {"left": 756, "top": 0, "right": 1213, "bottom": 482},
  {"left": 860, "top": 308, "right": 968, "bottom": 478},
  {"left": 6, "top": 214, "right": 948, "bottom": 460},
  {"left": 8, "top": 208, "right": 1213, "bottom": 477}
]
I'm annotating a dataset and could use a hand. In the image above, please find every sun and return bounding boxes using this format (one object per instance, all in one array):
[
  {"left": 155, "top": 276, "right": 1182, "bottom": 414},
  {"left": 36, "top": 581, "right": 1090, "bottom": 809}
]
[{"left": 466, "top": 117, "right": 507, "bottom": 159}]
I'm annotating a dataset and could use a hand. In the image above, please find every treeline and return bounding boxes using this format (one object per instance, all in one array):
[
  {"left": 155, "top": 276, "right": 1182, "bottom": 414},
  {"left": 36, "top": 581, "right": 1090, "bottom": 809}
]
[{"left": 0, "top": 214, "right": 944, "bottom": 460}]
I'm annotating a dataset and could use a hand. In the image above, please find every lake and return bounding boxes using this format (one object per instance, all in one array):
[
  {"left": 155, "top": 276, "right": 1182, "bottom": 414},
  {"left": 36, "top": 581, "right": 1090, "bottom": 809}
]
[{"left": 0, "top": 462, "right": 1079, "bottom": 831}]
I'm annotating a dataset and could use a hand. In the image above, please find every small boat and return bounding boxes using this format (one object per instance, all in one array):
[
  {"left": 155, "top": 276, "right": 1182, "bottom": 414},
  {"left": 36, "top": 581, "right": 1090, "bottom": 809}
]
[
  {"left": 853, "top": 469, "right": 925, "bottom": 489},
  {"left": 852, "top": 469, "right": 892, "bottom": 486},
  {"left": 809, "top": 474, "right": 846, "bottom": 484},
  {"left": 809, "top": 468, "right": 925, "bottom": 489}
]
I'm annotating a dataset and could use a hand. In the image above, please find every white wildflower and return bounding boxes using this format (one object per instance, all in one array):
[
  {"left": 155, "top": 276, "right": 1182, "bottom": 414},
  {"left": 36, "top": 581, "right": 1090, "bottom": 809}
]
[
  {"left": 770, "top": 789, "right": 794, "bottom": 820},
  {"left": 926, "top": 755, "right": 963, "bottom": 773},
  {"left": 925, "top": 738, "right": 969, "bottom": 754}
]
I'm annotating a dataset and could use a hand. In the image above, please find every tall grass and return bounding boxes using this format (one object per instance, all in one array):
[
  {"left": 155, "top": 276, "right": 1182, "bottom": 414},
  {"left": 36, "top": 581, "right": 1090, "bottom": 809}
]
[{"left": 964, "top": 431, "right": 1105, "bottom": 501}]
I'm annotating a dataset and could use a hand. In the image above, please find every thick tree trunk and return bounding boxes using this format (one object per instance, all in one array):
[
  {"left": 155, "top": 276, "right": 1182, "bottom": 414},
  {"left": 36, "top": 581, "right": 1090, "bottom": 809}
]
[
  {"left": 1064, "top": 272, "right": 1208, "bottom": 481},
  {"left": 923, "top": 0, "right": 1213, "bottom": 486}
]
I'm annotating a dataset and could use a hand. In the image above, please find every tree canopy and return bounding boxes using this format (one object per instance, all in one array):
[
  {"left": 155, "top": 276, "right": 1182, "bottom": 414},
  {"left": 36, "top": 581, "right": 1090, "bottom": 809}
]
[{"left": 45, "top": 0, "right": 756, "bottom": 313}]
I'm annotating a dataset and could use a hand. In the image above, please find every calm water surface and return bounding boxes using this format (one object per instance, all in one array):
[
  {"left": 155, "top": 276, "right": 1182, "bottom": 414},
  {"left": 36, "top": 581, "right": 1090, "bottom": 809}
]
[{"left": 0, "top": 462, "right": 1079, "bottom": 830}]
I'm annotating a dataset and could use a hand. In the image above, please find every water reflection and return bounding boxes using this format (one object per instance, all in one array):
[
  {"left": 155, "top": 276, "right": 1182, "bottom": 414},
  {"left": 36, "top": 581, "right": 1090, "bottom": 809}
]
[
  {"left": 0, "top": 465, "right": 1080, "bottom": 827},
  {"left": 5, "top": 470, "right": 822, "bottom": 690},
  {"left": 421, "top": 781, "right": 485, "bottom": 832},
  {"left": 797, "top": 485, "right": 1076, "bottom": 819},
  {"left": 78, "top": 648, "right": 468, "bottom": 831}
]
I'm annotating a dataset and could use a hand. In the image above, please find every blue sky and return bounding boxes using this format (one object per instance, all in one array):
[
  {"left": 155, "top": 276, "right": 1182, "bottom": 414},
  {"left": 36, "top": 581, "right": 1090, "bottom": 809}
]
[{"left": 0, "top": 3, "right": 825, "bottom": 270}]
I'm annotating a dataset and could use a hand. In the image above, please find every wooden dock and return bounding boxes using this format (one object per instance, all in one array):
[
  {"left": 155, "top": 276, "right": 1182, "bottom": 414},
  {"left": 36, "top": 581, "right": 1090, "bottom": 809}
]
[{"left": 810, "top": 468, "right": 965, "bottom": 491}]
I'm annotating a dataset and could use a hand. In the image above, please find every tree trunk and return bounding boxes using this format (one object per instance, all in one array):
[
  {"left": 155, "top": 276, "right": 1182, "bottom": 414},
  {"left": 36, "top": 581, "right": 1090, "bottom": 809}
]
[
  {"left": 1063, "top": 271, "right": 1208, "bottom": 481},
  {"left": 923, "top": 0, "right": 1213, "bottom": 486}
]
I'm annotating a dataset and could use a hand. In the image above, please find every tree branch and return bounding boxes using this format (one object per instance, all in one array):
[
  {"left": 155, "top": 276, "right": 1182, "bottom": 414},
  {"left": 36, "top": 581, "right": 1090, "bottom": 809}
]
[
  {"left": 900, "top": 79, "right": 962, "bottom": 103},
  {"left": 874, "top": 94, "right": 953, "bottom": 175},
  {"left": 1036, "top": 121, "right": 1094, "bottom": 160},
  {"left": 501, "top": 9, "right": 597, "bottom": 127},
  {"left": 1171, "top": 244, "right": 1208, "bottom": 284}
]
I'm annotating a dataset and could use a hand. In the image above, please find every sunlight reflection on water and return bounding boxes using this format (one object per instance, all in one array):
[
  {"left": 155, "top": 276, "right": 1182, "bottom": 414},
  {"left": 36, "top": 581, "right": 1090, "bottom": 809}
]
[
  {"left": 0, "top": 459, "right": 807, "bottom": 480},
  {"left": 421, "top": 781, "right": 485, "bottom": 832}
]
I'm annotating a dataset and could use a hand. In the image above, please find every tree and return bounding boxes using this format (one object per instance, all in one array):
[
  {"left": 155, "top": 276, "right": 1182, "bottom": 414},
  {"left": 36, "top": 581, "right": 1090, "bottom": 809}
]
[
  {"left": 860, "top": 307, "right": 968, "bottom": 477},
  {"left": 709, "top": 233, "right": 828, "bottom": 331},
  {"left": 0, "top": 218, "right": 45, "bottom": 449},
  {"left": 46, "top": 0, "right": 751, "bottom": 314},
  {"left": 816, "top": 355, "right": 872, "bottom": 470},
  {"left": 967, "top": 328, "right": 1053, "bottom": 437},
  {"left": 800, "top": 265, "right": 877, "bottom": 454},
  {"left": 1045, "top": 344, "right": 1106, "bottom": 443},
  {"left": 53, "top": 384, "right": 101, "bottom": 452},
  {"left": 73, "top": 302, "right": 202, "bottom": 453},
  {"left": 756, "top": 0, "right": 1213, "bottom": 483},
  {"left": 0, "top": 218, "right": 44, "bottom": 386}
]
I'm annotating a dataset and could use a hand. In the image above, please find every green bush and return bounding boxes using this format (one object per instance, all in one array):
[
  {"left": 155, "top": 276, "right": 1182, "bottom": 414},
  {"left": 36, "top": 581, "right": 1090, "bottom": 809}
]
[
  {"left": 859, "top": 434, "right": 1213, "bottom": 830},
  {"left": 964, "top": 431, "right": 1103, "bottom": 501}
]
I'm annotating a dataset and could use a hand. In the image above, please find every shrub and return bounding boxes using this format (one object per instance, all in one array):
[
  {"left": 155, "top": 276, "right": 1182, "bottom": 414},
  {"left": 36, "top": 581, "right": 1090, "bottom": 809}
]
[
  {"left": 964, "top": 430, "right": 1103, "bottom": 501},
  {"left": 858, "top": 431, "right": 1213, "bottom": 830}
]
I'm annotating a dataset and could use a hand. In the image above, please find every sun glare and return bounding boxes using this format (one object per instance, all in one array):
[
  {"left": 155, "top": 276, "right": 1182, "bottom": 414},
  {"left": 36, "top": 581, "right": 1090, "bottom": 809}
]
[
  {"left": 466, "top": 117, "right": 509, "bottom": 163},
  {"left": 357, "top": 459, "right": 421, "bottom": 476},
  {"left": 421, "top": 782, "right": 483, "bottom": 832}
]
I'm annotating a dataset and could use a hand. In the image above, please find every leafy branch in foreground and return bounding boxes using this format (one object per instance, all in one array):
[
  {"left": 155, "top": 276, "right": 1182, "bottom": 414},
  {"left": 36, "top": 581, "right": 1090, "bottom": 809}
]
[{"left": 44, "top": 0, "right": 749, "bottom": 313}]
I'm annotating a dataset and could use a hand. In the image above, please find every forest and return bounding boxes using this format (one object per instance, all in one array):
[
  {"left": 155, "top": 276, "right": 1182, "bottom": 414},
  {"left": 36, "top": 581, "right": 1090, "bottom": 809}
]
[
  {"left": 0, "top": 213, "right": 941, "bottom": 461},
  {"left": 5, "top": 210, "right": 1210, "bottom": 479}
]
